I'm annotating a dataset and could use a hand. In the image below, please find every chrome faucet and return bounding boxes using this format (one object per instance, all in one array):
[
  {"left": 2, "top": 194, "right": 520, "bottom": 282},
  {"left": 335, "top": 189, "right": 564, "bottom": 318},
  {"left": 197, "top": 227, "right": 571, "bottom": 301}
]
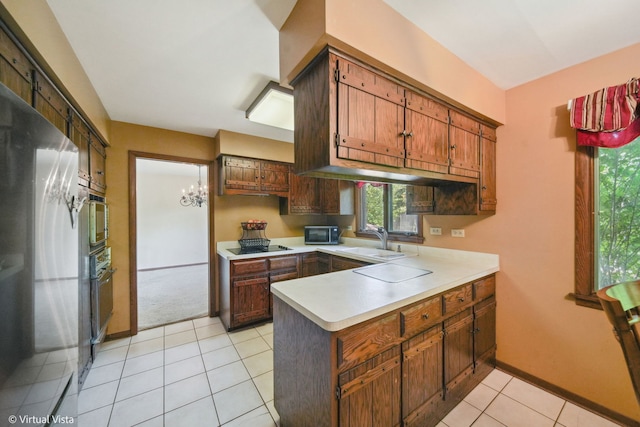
[{"left": 371, "top": 227, "right": 388, "bottom": 250}]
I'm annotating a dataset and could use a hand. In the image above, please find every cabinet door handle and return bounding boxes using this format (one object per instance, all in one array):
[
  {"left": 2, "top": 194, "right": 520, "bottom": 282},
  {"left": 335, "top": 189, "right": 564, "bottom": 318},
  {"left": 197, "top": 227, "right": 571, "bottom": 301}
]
[
  {"left": 422, "top": 313, "right": 430, "bottom": 320},
  {"left": 451, "top": 145, "right": 457, "bottom": 149},
  {"left": 407, "top": 131, "right": 414, "bottom": 137},
  {"left": 458, "top": 297, "right": 465, "bottom": 302}
]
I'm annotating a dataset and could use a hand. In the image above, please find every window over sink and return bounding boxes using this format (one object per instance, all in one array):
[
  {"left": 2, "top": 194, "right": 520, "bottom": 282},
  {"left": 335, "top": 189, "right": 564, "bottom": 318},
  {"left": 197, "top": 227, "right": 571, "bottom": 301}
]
[{"left": 356, "top": 182, "right": 424, "bottom": 243}]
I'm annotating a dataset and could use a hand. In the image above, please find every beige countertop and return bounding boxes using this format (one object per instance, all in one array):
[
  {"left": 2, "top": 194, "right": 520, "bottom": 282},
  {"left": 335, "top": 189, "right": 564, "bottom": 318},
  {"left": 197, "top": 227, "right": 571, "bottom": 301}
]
[{"left": 217, "top": 237, "right": 499, "bottom": 332}]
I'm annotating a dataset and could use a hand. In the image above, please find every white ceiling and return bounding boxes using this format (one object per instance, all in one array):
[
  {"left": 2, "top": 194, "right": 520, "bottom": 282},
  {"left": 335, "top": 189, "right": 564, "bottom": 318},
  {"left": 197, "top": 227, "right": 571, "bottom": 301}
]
[{"left": 46, "top": 0, "right": 640, "bottom": 143}]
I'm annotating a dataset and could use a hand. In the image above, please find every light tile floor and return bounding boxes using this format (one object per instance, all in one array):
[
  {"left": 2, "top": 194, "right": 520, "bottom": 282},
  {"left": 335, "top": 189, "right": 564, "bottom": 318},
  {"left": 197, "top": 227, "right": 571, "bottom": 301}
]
[{"left": 78, "top": 317, "right": 622, "bottom": 427}]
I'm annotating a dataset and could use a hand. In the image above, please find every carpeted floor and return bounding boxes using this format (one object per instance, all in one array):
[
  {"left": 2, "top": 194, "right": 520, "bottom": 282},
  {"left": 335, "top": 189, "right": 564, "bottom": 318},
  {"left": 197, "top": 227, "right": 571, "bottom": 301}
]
[{"left": 137, "top": 264, "right": 209, "bottom": 330}]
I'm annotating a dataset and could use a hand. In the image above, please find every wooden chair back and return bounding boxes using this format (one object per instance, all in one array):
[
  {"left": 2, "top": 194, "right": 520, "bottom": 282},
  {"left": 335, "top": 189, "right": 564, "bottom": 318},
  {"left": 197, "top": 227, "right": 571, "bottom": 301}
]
[{"left": 597, "top": 280, "right": 640, "bottom": 406}]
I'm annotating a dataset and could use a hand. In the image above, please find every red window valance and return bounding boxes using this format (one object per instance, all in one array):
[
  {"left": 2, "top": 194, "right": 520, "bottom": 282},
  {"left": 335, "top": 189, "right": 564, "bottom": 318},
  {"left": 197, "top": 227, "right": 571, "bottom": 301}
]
[{"left": 569, "top": 78, "right": 640, "bottom": 148}]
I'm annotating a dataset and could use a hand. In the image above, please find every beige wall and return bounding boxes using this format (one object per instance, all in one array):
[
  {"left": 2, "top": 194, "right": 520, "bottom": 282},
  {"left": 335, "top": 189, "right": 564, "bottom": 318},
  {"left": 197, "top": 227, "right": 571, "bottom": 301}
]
[
  {"left": 107, "top": 121, "right": 217, "bottom": 334},
  {"left": 419, "top": 43, "right": 640, "bottom": 420},
  {"left": 0, "top": 0, "right": 110, "bottom": 139}
]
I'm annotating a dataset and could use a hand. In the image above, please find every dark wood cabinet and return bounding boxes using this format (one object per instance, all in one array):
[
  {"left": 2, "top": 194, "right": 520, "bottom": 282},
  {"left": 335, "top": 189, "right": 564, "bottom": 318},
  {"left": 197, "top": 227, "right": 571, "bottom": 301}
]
[
  {"left": 223, "top": 254, "right": 300, "bottom": 330},
  {"left": 70, "top": 111, "right": 90, "bottom": 186},
  {"left": 0, "top": 27, "right": 32, "bottom": 105},
  {"left": 330, "top": 255, "right": 370, "bottom": 272},
  {"left": 281, "top": 172, "right": 322, "bottom": 214},
  {"left": 293, "top": 48, "right": 498, "bottom": 215},
  {"left": 280, "top": 172, "right": 355, "bottom": 215},
  {"left": 448, "top": 111, "right": 481, "bottom": 179},
  {"left": 275, "top": 273, "right": 496, "bottom": 427},
  {"left": 402, "top": 325, "right": 444, "bottom": 427},
  {"left": 480, "top": 125, "right": 497, "bottom": 213},
  {"left": 301, "top": 252, "right": 330, "bottom": 277},
  {"left": 335, "top": 56, "right": 405, "bottom": 168},
  {"left": 219, "top": 155, "right": 289, "bottom": 197},
  {"left": 406, "top": 185, "right": 434, "bottom": 214},
  {"left": 33, "top": 71, "right": 69, "bottom": 136},
  {"left": 89, "top": 135, "right": 107, "bottom": 193},
  {"left": 404, "top": 91, "right": 449, "bottom": 174},
  {"left": 337, "top": 346, "right": 402, "bottom": 427}
]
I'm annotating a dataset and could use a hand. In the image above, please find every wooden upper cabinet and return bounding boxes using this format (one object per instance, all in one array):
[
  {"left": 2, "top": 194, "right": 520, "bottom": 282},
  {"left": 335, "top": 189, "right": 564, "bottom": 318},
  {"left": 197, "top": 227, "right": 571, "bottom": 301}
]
[
  {"left": 480, "top": 125, "right": 497, "bottom": 213},
  {"left": 70, "top": 111, "right": 90, "bottom": 186},
  {"left": 260, "top": 161, "right": 290, "bottom": 195},
  {"left": 448, "top": 111, "right": 481, "bottom": 179},
  {"left": 0, "top": 27, "right": 33, "bottom": 105},
  {"left": 335, "top": 57, "right": 405, "bottom": 168},
  {"left": 33, "top": 71, "right": 69, "bottom": 136},
  {"left": 219, "top": 155, "right": 289, "bottom": 197},
  {"left": 282, "top": 171, "right": 322, "bottom": 214},
  {"left": 89, "top": 134, "right": 107, "bottom": 193},
  {"left": 406, "top": 185, "right": 434, "bottom": 214},
  {"left": 321, "top": 179, "right": 354, "bottom": 215},
  {"left": 404, "top": 90, "right": 449, "bottom": 174}
]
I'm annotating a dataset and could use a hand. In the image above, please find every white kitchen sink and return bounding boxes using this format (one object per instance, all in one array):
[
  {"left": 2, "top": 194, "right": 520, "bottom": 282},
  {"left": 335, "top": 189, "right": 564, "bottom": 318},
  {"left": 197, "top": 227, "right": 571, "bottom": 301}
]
[{"left": 336, "top": 247, "right": 407, "bottom": 259}]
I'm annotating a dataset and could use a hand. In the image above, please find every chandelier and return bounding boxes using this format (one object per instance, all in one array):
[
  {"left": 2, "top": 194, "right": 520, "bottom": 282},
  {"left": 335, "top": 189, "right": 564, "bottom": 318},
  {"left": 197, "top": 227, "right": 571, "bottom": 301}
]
[{"left": 179, "top": 165, "right": 208, "bottom": 207}]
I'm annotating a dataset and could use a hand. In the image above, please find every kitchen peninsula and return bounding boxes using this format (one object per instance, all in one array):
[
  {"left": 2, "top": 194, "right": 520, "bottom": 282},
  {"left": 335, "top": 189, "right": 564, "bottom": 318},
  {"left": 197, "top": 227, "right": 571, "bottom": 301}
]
[{"left": 218, "top": 239, "right": 499, "bottom": 426}]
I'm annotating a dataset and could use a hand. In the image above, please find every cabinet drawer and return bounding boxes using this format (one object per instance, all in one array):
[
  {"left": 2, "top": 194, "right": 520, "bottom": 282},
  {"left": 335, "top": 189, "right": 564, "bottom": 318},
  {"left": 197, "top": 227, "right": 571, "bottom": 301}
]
[
  {"left": 231, "top": 259, "right": 268, "bottom": 276},
  {"left": 268, "top": 255, "right": 298, "bottom": 271},
  {"left": 473, "top": 275, "right": 495, "bottom": 301},
  {"left": 331, "top": 255, "right": 369, "bottom": 272},
  {"left": 270, "top": 270, "right": 298, "bottom": 283},
  {"left": 337, "top": 313, "right": 400, "bottom": 371},
  {"left": 401, "top": 297, "right": 442, "bottom": 337},
  {"left": 442, "top": 284, "right": 472, "bottom": 314}
]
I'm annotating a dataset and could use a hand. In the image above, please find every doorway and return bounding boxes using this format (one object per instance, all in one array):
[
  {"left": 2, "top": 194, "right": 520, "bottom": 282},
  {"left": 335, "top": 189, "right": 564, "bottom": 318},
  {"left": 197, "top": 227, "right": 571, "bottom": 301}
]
[{"left": 129, "top": 152, "right": 214, "bottom": 335}]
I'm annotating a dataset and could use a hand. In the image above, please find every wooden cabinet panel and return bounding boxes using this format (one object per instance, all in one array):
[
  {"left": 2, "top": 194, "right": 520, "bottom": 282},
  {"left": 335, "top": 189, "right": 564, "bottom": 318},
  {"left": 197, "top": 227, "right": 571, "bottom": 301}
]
[
  {"left": 219, "top": 155, "right": 289, "bottom": 196},
  {"left": 406, "top": 185, "right": 434, "bottom": 214},
  {"left": 443, "top": 284, "right": 472, "bottom": 314},
  {"left": 260, "top": 161, "right": 289, "bottom": 195},
  {"left": 33, "top": 71, "right": 68, "bottom": 135},
  {"left": 480, "top": 125, "right": 497, "bottom": 213},
  {"left": 338, "top": 346, "right": 402, "bottom": 427},
  {"left": 268, "top": 255, "right": 298, "bottom": 271},
  {"left": 331, "top": 255, "right": 370, "bottom": 272},
  {"left": 402, "top": 325, "right": 444, "bottom": 427},
  {"left": 448, "top": 111, "right": 480, "bottom": 179},
  {"left": 89, "top": 137, "right": 107, "bottom": 193},
  {"left": 282, "top": 172, "right": 322, "bottom": 214},
  {"left": 301, "top": 252, "right": 330, "bottom": 277},
  {"left": 444, "top": 308, "right": 474, "bottom": 397},
  {"left": 0, "top": 27, "right": 32, "bottom": 105},
  {"left": 231, "top": 275, "right": 270, "bottom": 325},
  {"left": 232, "top": 259, "right": 268, "bottom": 276},
  {"left": 70, "top": 111, "right": 90, "bottom": 185},
  {"left": 220, "top": 156, "right": 260, "bottom": 193},
  {"left": 337, "top": 313, "right": 400, "bottom": 371},
  {"left": 474, "top": 296, "right": 496, "bottom": 364},
  {"left": 335, "top": 57, "right": 405, "bottom": 168},
  {"left": 473, "top": 275, "right": 496, "bottom": 302},
  {"left": 321, "top": 179, "right": 354, "bottom": 215},
  {"left": 405, "top": 91, "right": 449, "bottom": 174},
  {"left": 401, "top": 296, "right": 442, "bottom": 337}
]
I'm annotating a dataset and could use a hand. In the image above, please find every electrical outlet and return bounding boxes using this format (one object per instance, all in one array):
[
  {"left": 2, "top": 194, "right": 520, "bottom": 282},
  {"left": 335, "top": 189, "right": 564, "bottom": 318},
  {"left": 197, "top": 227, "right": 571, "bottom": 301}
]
[
  {"left": 429, "top": 227, "right": 442, "bottom": 235},
  {"left": 451, "top": 229, "right": 465, "bottom": 238}
]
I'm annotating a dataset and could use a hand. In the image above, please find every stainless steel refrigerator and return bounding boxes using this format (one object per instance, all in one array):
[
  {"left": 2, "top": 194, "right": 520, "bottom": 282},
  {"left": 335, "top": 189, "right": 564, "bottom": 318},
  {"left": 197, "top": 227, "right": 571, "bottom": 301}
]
[{"left": 0, "top": 82, "right": 79, "bottom": 426}]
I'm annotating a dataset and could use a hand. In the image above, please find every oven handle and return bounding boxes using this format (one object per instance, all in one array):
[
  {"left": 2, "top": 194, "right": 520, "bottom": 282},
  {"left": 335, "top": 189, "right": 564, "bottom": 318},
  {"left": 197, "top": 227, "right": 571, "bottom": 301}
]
[{"left": 97, "top": 268, "right": 116, "bottom": 284}]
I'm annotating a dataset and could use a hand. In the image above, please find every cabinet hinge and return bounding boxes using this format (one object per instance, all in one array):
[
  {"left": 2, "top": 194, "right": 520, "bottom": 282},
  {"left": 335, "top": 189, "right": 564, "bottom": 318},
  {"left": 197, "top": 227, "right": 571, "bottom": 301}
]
[
  {"left": 335, "top": 133, "right": 341, "bottom": 147},
  {"left": 334, "top": 67, "right": 340, "bottom": 82},
  {"left": 335, "top": 385, "right": 342, "bottom": 400}
]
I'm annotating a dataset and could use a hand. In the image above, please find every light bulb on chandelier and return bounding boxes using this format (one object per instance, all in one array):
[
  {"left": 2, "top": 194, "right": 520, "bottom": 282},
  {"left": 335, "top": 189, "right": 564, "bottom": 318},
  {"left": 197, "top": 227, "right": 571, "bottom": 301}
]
[{"left": 179, "top": 165, "right": 208, "bottom": 207}]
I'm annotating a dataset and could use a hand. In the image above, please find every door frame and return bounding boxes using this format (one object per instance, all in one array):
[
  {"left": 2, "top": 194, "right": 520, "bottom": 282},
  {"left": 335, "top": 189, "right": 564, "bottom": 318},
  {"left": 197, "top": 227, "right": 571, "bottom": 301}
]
[{"left": 128, "top": 151, "right": 215, "bottom": 336}]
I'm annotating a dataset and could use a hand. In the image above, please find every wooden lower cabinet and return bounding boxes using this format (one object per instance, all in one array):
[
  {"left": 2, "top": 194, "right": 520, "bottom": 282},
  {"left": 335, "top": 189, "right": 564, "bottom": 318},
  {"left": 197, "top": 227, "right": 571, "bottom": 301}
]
[
  {"left": 301, "top": 252, "right": 330, "bottom": 277},
  {"left": 274, "top": 274, "right": 497, "bottom": 427},
  {"left": 330, "top": 255, "right": 370, "bottom": 272},
  {"left": 222, "top": 254, "right": 300, "bottom": 330},
  {"left": 338, "top": 346, "right": 402, "bottom": 427},
  {"left": 402, "top": 325, "right": 444, "bottom": 427}
]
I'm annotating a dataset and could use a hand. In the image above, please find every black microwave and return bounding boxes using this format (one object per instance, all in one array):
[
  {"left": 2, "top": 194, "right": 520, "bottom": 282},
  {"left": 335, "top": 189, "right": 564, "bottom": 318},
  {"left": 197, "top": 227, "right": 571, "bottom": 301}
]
[{"left": 304, "top": 226, "right": 339, "bottom": 245}]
